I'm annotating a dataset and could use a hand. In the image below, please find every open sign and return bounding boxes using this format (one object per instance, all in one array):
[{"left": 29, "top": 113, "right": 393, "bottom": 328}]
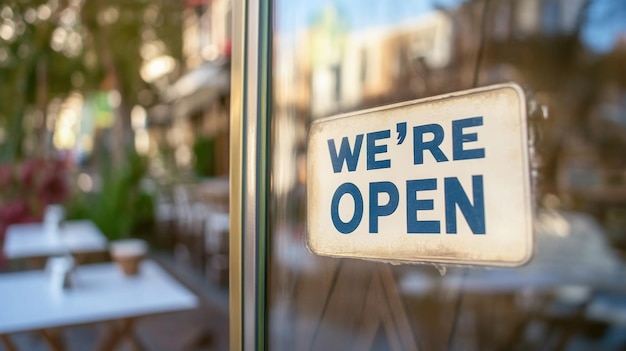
[{"left": 306, "top": 83, "right": 533, "bottom": 266}]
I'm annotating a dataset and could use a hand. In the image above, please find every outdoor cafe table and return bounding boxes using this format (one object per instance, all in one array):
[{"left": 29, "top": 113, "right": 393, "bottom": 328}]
[
  {"left": 0, "top": 260, "right": 199, "bottom": 351},
  {"left": 3, "top": 220, "right": 107, "bottom": 259}
]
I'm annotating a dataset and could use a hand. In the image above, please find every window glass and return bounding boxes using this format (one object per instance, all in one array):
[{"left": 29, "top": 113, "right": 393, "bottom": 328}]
[{"left": 270, "top": 1, "right": 626, "bottom": 349}]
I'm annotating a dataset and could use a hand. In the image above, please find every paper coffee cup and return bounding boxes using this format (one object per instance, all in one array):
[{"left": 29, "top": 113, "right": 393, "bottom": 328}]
[{"left": 110, "top": 239, "right": 148, "bottom": 276}]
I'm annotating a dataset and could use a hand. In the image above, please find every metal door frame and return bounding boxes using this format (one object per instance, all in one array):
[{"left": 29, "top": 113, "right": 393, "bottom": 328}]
[{"left": 230, "top": 0, "right": 272, "bottom": 350}]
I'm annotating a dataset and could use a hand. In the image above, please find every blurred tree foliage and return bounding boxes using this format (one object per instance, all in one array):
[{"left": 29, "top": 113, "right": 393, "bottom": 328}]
[{"left": 0, "top": 0, "right": 183, "bottom": 162}]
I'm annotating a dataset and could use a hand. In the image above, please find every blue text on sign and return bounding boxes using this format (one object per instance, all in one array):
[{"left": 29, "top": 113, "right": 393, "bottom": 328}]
[{"left": 326, "top": 117, "right": 486, "bottom": 235}]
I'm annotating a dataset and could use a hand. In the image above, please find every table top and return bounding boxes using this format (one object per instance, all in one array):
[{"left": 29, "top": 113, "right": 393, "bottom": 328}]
[
  {"left": 0, "top": 260, "right": 199, "bottom": 334},
  {"left": 3, "top": 220, "right": 108, "bottom": 259}
]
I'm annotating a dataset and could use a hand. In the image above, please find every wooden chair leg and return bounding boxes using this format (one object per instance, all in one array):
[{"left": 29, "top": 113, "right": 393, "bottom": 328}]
[
  {"left": 96, "top": 319, "right": 136, "bottom": 351},
  {"left": 39, "top": 329, "right": 65, "bottom": 351},
  {"left": 0, "top": 335, "right": 18, "bottom": 351}
]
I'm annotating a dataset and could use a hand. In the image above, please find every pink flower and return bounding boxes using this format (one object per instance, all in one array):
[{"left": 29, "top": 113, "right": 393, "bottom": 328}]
[
  {"left": 20, "top": 158, "right": 43, "bottom": 187},
  {"left": 0, "top": 157, "right": 70, "bottom": 230},
  {"left": 38, "top": 172, "right": 68, "bottom": 206},
  {"left": 0, "top": 200, "right": 31, "bottom": 225},
  {"left": 0, "top": 164, "right": 13, "bottom": 189}
]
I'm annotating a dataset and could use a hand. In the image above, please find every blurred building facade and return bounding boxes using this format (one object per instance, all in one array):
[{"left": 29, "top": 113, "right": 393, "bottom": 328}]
[{"left": 149, "top": 0, "right": 231, "bottom": 178}]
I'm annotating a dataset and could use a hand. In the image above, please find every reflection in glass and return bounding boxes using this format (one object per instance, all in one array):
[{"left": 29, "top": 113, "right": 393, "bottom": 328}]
[{"left": 270, "top": 0, "right": 626, "bottom": 350}]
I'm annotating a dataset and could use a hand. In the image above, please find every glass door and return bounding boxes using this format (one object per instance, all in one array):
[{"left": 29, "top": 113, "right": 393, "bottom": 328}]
[{"left": 232, "top": 0, "right": 626, "bottom": 350}]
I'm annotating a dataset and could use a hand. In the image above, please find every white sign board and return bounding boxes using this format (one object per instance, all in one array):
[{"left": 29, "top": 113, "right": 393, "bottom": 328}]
[{"left": 306, "top": 83, "right": 533, "bottom": 266}]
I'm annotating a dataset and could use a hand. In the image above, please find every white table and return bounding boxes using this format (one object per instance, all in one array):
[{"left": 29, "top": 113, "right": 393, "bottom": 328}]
[
  {"left": 0, "top": 260, "right": 199, "bottom": 350},
  {"left": 3, "top": 220, "right": 107, "bottom": 259}
]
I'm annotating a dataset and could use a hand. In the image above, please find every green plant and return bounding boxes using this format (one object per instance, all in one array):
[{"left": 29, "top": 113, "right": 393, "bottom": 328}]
[
  {"left": 66, "top": 151, "right": 155, "bottom": 241},
  {"left": 193, "top": 136, "right": 216, "bottom": 177}
]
